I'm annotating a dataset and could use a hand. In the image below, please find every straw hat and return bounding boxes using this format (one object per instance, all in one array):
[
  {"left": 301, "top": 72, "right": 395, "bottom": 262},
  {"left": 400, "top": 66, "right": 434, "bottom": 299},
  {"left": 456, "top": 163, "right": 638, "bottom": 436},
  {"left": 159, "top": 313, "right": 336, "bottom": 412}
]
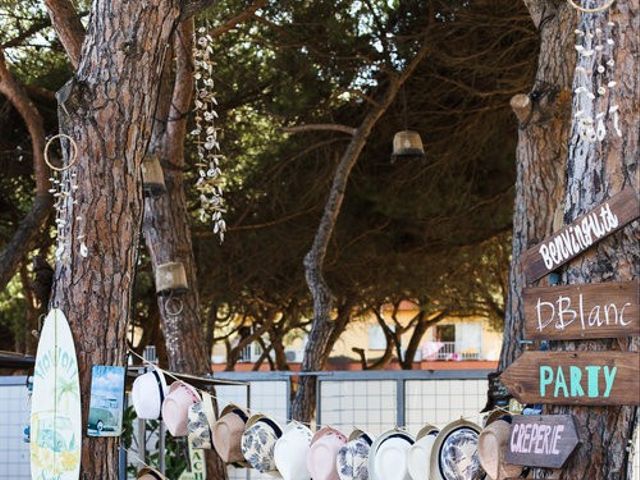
[
  {"left": 336, "top": 428, "right": 374, "bottom": 480},
  {"left": 274, "top": 421, "right": 313, "bottom": 480},
  {"left": 307, "top": 426, "right": 348, "bottom": 480},
  {"left": 478, "top": 418, "right": 522, "bottom": 480},
  {"left": 187, "top": 392, "right": 216, "bottom": 449},
  {"left": 407, "top": 424, "right": 439, "bottom": 480},
  {"left": 213, "top": 403, "right": 249, "bottom": 465},
  {"left": 132, "top": 367, "right": 168, "bottom": 420},
  {"left": 137, "top": 466, "right": 164, "bottom": 479},
  {"left": 369, "top": 429, "right": 415, "bottom": 480},
  {"left": 161, "top": 381, "right": 201, "bottom": 437},
  {"left": 430, "top": 419, "right": 485, "bottom": 480},
  {"left": 241, "top": 414, "right": 283, "bottom": 474}
]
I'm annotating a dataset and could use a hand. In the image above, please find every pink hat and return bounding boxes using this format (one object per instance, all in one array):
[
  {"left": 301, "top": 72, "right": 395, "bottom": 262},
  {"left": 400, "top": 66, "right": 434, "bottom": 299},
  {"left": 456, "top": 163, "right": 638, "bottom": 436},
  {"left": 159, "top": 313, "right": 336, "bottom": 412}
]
[
  {"left": 307, "top": 427, "right": 348, "bottom": 480},
  {"left": 161, "top": 381, "right": 201, "bottom": 436}
]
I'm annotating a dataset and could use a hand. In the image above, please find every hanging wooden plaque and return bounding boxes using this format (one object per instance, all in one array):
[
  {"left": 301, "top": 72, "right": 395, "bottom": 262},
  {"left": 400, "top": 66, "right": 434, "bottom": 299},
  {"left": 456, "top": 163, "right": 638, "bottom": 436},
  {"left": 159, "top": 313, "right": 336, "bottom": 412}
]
[
  {"left": 506, "top": 415, "right": 579, "bottom": 468},
  {"left": 523, "top": 280, "right": 640, "bottom": 340},
  {"left": 522, "top": 187, "right": 639, "bottom": 284},
  {"left": 500, "top": 351, "right": 640, "bottom": 406}
]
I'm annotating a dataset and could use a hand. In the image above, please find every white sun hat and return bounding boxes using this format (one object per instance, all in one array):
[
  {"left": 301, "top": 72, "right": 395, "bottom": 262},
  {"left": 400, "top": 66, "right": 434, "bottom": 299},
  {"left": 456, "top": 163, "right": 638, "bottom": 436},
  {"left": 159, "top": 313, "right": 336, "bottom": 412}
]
[
  {"left": 369, "top": 428, "right": 415, "bottom": 480},
  {"left": 132, "top": 366, "right": 168, "bottom": 420},
  {"left": 274, "top": 421, "right": 313, "bottom": 480},
  {"left": 407, "top": 424, "right": 439, "bottom": 480}
]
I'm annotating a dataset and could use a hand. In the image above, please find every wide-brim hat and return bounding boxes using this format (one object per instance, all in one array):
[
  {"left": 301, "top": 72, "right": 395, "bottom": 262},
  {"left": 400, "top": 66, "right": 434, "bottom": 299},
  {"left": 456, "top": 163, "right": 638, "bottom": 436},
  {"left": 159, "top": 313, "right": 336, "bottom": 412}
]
[
  {"left": 187, "top": 392, "right": 216, "bottom": 449},
  {"left": 430, "top": 419, "right": 485, "bottom": 480},
  {"left": 241, "top": 414, "right": 283, "bottom": 474},
  {"left": 137, "top": 466, "right": 164, "bottom": 479},
  {"left": 132, "top": 367, "right": 168, "bottom": 420},
  {"left": 337, "top": 429, "right": 373, "bottom": 480},
  {"left": 274, "top": 421, "right": 313, "bottom": 480},
  {"left": 213, "top": 403, "right": 249, "bottom": 465},
  {"left": 478, "top": 418, "right": 522, "bottom": 480},
  {"left": 407, "top": 424, "right": 439, "bottom": 480},
  {"left": 369, "top": 428, "right": 415, "bottom": 480},
  {"left": 161, "top": 381, "right": 201, "bottom": 437},
  {"left": 307, "top": 426, "right": 347, "bottom": 480}
]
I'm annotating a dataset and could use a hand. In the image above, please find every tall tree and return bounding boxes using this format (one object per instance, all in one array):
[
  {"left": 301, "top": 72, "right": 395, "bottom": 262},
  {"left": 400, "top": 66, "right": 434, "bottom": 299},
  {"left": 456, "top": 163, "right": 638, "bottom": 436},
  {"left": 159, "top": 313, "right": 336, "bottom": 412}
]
[
  {"left": 43, "top": 0, "right": 216, "bottom": 477},
  {"left": 500, "top": 1, "right": 639, "bottom": 478}
]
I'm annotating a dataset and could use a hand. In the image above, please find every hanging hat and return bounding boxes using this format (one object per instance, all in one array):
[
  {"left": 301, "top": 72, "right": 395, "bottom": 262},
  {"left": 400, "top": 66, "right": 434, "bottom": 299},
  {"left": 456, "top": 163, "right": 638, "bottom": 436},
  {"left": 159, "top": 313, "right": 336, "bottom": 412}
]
[
  {"left": 137, "top": 466, "right": 164, "bottom": 479},
  {"left": 307, "top": 426, "right": 348, "bottom": 480},
  {"left": 407, "top": 424, "right": 439, "bottom": 480},
  {"left": 369, "top": 428, "right": 415, "bottom": 480},
  {"left": 187, "top": 392, "right": 216, "bottom": 449},
  {"left": 161, "top": 381, "right": 201, "bottom": 437},
  {"left": 241, "top": 413, "right": 283, "bottom": 474},
  {"left": 478, "top": 418, "right": 522, "bottom": 480},
  {"left": 213, "top": 404, "right": 249, "bottom": 465},
  {"left": 430, "top": 419, "right": 485, "bottom": 480},
  {"left": 274, "top": 421, "right": 313, "bottom": 480},
  {"left": 336, "top": 428, "right": 374, "bottom": 480},
  {"left": 132, "top": 366, "right": 168, "bottom": 420}
]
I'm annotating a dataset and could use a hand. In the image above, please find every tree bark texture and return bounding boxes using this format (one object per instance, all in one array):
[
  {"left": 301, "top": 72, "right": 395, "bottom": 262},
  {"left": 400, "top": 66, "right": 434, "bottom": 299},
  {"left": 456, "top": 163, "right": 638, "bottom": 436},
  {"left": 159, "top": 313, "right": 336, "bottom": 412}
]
[
  {"left": 500, "top": 1, "right": 639, "bottom": 479},
  {"left": 49, "top": 1, "right": 182, "bottom": 478},
  {"left": 292, "top": 40, "right": 431, "bottom": 422}
]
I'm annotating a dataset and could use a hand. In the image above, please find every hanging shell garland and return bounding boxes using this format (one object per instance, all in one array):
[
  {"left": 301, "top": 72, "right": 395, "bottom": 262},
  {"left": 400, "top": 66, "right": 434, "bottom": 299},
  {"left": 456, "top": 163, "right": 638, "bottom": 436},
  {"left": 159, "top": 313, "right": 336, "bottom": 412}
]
[{"left": 191, "top": 25, "right": 226, "bottom": 242}]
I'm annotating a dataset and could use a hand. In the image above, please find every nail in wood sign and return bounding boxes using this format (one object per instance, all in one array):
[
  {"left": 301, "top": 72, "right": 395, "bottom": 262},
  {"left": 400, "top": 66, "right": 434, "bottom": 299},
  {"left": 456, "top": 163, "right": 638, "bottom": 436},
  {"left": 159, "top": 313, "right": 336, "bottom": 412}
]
[
  {"left": 506, "top": 415, "right": 579, "bottom": 469},
  {"left": 523, "top": 280, "right": 640, "bottom": 340},
  {"left": 522, "top": 187, "right": 639, "bottom": 284},
  {"left": 500, "top": 352, "right": 640, "bottom": 406}
]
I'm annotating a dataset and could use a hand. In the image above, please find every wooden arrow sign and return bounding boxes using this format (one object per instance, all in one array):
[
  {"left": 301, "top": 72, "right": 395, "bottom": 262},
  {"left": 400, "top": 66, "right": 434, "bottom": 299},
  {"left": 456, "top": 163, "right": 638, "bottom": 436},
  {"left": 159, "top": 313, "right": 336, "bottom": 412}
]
[
  {"left": 523, "top": 280, "right": 640, "bottom": 340},
  {"left": 522, "top": 187, "right": 639, "bottom": 284},
  {"left": 506, "top": 415, "right": 579, "bottom": 468},
  {"left": 500, "top": 352, "right": 640, "bottom": 406}
]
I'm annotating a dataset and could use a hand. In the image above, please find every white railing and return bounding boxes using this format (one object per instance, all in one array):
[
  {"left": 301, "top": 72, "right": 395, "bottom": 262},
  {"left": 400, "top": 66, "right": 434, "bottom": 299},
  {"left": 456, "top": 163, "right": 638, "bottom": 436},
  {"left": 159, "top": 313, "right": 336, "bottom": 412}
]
[{"left": 421, "top": 341, "right": 481, "bottom": 361}]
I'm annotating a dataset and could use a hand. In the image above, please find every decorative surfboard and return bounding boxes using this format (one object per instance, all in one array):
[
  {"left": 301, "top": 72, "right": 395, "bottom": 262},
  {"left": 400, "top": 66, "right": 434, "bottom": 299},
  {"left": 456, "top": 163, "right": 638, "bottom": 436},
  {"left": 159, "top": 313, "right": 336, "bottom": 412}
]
[{"left": 31, "top": 308, "right": 82, "bottom": 480}]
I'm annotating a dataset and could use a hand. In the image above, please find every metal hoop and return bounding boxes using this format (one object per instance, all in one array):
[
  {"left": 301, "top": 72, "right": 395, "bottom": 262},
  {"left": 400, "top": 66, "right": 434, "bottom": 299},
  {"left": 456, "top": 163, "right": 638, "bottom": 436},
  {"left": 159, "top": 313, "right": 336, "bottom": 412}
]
[
  {"left": 164, "top": 297, "right": 184, "bottom": 317},
  {"left": 44, "top": 134, "right": 78, "bottom": 172},
  {"left": 567, "top": 0, "right": 615, "bottom": 13}
]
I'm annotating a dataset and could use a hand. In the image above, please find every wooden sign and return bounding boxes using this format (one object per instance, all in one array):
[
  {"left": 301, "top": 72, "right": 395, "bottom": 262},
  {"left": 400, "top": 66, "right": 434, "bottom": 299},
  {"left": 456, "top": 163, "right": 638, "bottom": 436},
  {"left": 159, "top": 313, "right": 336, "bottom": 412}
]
[
  {"left": 506, "top": 415, "right": 579, "bottom": 468},
  {"left": 500, "top": 352, "right": 640, "bottom": 406},
  {"left": 522, "top": 187, "right": 639, "bottom": 283},
  {"left": 523, "top": 280, "right": 640, "bottom": 340}
]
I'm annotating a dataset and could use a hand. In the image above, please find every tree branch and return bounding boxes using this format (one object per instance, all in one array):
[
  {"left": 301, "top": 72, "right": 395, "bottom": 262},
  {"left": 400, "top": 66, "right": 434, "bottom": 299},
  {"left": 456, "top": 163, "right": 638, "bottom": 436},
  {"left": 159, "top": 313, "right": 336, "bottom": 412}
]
[
  {"left": 210, "top": 0, "right": 266, "bottom": 37},
  {"left": 0, "top": 49, "right": 51, "bottom": 291},
  {"left": 43, "top": 0, "right": 85, "bottom": 68},
  {"left": 283, "top": 123, "right": 357, "bottom": 136}
]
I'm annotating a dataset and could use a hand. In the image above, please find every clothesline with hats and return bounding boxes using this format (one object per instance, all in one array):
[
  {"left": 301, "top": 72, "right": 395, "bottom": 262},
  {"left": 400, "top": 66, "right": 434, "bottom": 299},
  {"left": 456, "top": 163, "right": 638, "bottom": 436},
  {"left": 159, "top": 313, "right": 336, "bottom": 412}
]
[
  {"left": 129, "top": 349, "right": 529, "bottom": 480},
  {"left": 128, "top": 347, "right": 496, "bottom": 432}
]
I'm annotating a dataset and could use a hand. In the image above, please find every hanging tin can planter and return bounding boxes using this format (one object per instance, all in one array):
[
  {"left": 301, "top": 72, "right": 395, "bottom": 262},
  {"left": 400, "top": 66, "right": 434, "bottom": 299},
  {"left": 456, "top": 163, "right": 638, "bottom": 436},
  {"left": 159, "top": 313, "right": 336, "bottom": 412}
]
[
  {"left": 155, "top": 262, "right": 189, "bottom": 296},
  {"left": 391, "top": 130, "right": 425, "bottom": 162},
  {"left": 142, "top": 154, "right": 167, "bottom": 197}
]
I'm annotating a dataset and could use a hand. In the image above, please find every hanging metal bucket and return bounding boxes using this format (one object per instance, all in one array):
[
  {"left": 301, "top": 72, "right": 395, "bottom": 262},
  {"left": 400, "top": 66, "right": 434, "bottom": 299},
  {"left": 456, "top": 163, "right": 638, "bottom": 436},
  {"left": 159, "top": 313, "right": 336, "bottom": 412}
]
[
  {"left": 391, "top": 130, "right": 425, "bottom": 162},
  {"left": 142, "top": 154, "right": 167, "bottom": 197},
  {"left": 155, "top": 261, "right": 189, "bottom": 296}
]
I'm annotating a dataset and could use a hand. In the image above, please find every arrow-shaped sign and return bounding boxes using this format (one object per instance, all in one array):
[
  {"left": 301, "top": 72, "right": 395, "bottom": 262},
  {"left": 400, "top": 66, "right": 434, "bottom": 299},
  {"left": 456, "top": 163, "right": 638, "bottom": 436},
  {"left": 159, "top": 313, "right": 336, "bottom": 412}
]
[
  {"left": 500, "top": 352, "right": 640, "bottom": 406},
  {"left": 506, "top": 415, "right": 579, "bottom": 468}
]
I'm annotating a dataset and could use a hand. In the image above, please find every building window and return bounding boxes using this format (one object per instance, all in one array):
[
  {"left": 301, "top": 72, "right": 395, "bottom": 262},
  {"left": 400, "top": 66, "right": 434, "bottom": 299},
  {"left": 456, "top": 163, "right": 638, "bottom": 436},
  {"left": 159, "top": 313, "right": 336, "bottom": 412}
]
[{"left": 435, "top": 324, "right": 455, "bottom": 342}]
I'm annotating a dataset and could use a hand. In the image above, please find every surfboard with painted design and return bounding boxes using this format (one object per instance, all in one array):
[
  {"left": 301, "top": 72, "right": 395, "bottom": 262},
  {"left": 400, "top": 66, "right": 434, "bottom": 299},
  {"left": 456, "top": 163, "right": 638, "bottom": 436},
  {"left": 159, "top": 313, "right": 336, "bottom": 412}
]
[{"left": 30, "top": 308, "right": 82, "bottom": 480}]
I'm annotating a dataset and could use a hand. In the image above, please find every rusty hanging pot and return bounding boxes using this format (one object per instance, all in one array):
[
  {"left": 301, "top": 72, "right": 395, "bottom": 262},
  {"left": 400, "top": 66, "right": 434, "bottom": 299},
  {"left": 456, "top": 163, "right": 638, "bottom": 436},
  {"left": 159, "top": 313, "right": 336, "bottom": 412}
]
[
  {"left": 391, "top": 130, "right": 425, "bottom": 162},
  {"left": 155, "top": 261, "right": 189, "bottom": 296},
  {"left": 142, "top": 154, "right": 167, "bottom": 197}
]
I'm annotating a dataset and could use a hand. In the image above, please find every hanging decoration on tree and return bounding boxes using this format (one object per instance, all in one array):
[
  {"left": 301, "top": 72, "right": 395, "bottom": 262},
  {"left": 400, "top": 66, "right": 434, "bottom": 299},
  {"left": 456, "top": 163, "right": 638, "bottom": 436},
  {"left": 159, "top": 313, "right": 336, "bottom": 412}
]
[
  {"left": 572, "top": 14, "right": 621, "bottom": 143},
  {"left": 44, "top": 134, "right": 87, "bottom": 260},
  {"left": 192, "top": 25, "right": 226, "bottom": 242}
]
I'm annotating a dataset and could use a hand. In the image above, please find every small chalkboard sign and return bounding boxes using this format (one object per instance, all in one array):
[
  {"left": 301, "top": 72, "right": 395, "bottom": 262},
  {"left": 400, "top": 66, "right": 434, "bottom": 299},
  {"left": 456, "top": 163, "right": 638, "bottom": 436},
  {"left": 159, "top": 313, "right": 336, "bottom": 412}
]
[{"left": 506, "top": 415, "right": 579, "bottom": 468}]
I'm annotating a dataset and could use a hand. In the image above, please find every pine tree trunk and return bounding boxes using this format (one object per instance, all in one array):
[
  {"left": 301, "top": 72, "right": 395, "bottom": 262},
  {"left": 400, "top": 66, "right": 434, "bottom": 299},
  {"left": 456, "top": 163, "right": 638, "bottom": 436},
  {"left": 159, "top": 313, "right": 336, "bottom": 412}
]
[
  {"left": 500, "top": 1, "right": 639, "bottom": 478},
  {"left": 49, "top": 2, "right": 182, "bottom": 478}
]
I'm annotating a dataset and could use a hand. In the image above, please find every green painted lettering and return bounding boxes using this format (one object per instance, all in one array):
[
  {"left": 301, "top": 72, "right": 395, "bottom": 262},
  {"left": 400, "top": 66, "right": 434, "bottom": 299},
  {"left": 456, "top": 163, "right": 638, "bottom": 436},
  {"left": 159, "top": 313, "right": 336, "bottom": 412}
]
[
  {"left": 585, "top": 365, "right": 601, "bottom": 397},
  {"left": 603, "top": 366, "right": 617, "bottom": 397},
  {"left": 540, "top": 366, "right": 554, "bottom": 397},
  {"left": 554, "top": 367, "right": 569, "bottom": 398},
  {"left": 569, "top": 366, "right": 585, "bottom": 397}
]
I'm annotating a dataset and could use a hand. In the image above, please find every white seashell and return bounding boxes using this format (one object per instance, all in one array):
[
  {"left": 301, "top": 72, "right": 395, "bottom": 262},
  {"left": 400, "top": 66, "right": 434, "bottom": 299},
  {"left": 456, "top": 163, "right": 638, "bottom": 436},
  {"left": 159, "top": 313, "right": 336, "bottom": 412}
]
[{"left": 80, "top": 241, "right": 88, "bottom": 258}]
